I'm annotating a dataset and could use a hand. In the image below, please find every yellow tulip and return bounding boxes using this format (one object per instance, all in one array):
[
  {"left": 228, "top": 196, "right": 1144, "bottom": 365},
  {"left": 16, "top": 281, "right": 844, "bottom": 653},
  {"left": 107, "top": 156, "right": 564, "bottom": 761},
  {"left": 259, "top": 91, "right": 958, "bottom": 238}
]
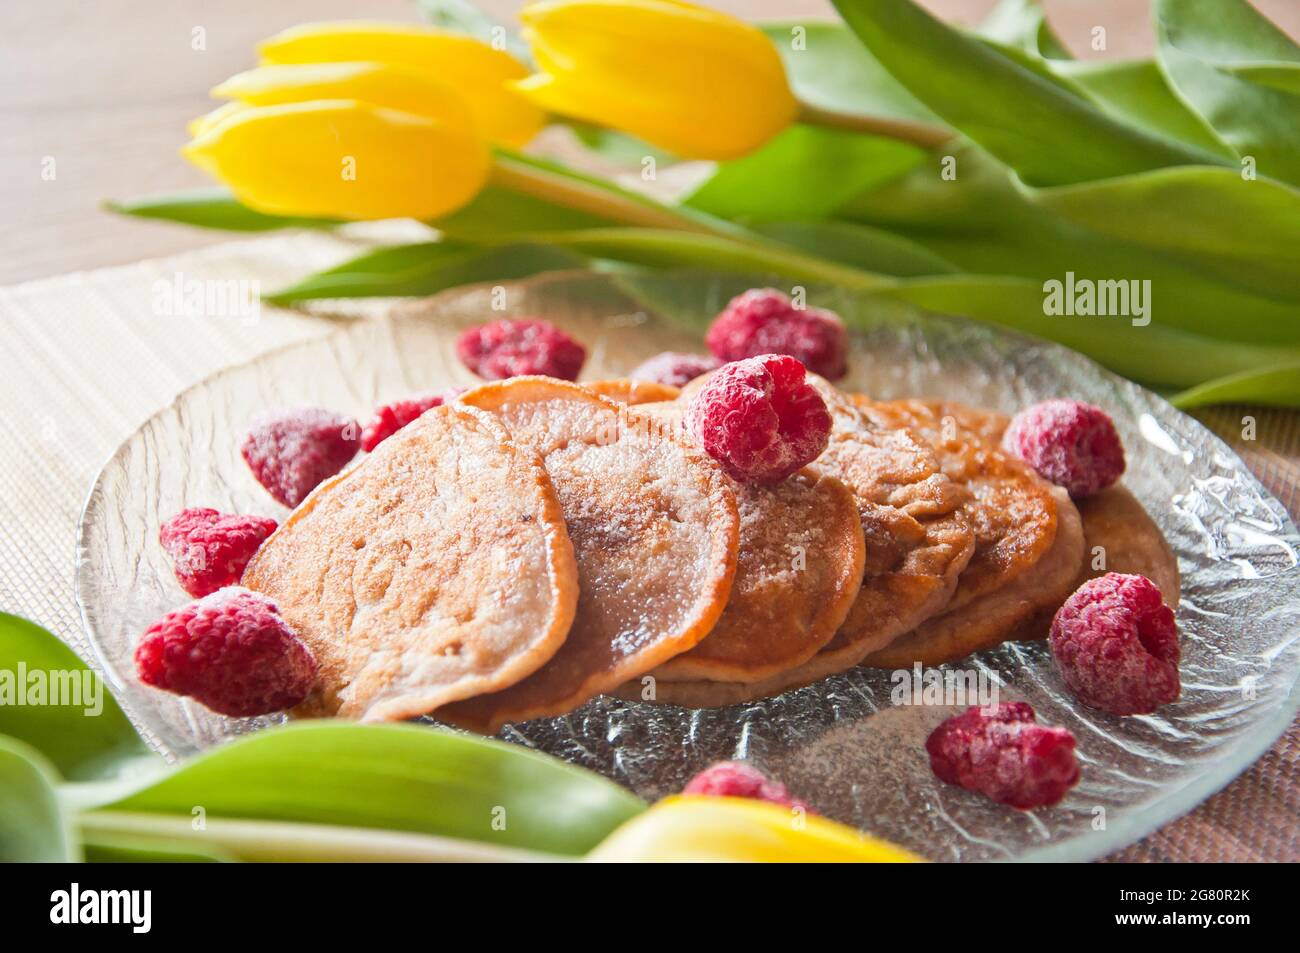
[
  {"left": 516, "top": 0, "right": 798, "bottom": 160},
  {"left": 258, "top": 20, "right": 546, "bottom": 147},
  {"left": 187, "top": 101, "right": 246, "bottom": 138},
  {"left": 587, "top": 796, "right": 924, "bottom": 862},
  {"left": 211, "top": 62, "right": 477, "bottom": 129},
  {"left": 182, "top": 100, "right": 490, "bottom": 221}
]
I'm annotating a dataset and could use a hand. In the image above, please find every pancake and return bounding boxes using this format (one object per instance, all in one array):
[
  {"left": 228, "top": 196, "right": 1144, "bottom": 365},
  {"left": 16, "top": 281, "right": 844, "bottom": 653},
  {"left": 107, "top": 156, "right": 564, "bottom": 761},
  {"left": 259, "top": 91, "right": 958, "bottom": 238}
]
[
  {"left": 619, "top": 383, "right": 975, "bottom": 708},
  {"left": 650, "top": 469, "right": 866, "bottom": 682},
  {"left": 991, "top": 485, "right": 1180, "bottom": 647},
  {"left": 584, "top": 378, "right": 681, "bottom": 406},
  {"left": 855, "top": 398, "right": 1059, "bottom": 611},
  {"left": 241, "top": 404, "right": 579, "bottom": 722},
  {"left": 861, "top": 487, "right": 1084, "bottom": 668},
  {"left": 436, "top": 378, "right": 739, "bottom": 732}
]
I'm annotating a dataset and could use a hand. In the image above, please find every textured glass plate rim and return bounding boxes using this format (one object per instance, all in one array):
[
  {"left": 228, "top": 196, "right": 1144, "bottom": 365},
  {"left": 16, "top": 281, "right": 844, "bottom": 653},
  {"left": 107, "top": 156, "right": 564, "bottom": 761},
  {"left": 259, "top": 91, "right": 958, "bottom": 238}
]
[{"left": 72, "top": 270, "right": 1300, "bottom": 863}]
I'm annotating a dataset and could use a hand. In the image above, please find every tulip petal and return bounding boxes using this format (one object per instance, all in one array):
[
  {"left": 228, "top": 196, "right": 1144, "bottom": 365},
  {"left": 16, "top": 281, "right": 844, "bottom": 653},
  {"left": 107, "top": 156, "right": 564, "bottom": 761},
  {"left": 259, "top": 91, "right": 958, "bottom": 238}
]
[
  {"left": 182, "top": 100, "right": 490, "bottom": 221},
  {"left": 517, "top": 0, "right": 796, "bottom": 158},
  {"left": 587, "top": 795, "right": 923, "bottom": 862},
  {"left": 258, "top": 20, "right": 545, "bottom": 146},
  {"left": 212, "top": 63, "right": 475, "bottom": 132}
]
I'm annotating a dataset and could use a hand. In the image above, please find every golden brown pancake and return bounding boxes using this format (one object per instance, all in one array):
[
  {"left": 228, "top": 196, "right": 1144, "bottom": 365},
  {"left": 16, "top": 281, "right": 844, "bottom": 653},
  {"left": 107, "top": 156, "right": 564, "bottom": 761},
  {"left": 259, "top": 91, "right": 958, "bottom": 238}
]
[
  {"left": 242, "top": 404, "right": 579, "bottom": 722},
  {"left": 618, "top": 383, "right": 975, "bottom": 708},
  {"left": 584, "top": 378, "right": 681, "bottom": 406},
  {"left": 650, "top": 469, "right": 866, "bottom": 682},
  {"left": 861, "top": 487, "right": 1084, "bottom": 668},
  {"left": 856, "top": 398, "right": 1059, "bottom": 611},
  {"left": 436, "top": 378, "right": 738, "bottom": 732}
]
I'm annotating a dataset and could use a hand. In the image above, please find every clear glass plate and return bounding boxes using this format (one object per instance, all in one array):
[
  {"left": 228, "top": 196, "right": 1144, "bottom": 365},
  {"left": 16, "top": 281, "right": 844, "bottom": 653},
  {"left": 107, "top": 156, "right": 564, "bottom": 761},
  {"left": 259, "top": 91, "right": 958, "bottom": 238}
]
[{"left": 76, "top": 271, "right": 1300, "bottom": 862}]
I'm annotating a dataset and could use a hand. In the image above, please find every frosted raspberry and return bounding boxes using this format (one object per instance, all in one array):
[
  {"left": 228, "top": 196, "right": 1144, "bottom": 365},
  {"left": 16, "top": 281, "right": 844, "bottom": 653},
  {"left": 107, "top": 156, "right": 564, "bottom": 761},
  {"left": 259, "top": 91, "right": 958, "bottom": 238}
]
[
  {"left": 241, "top": 407, "right": 359, "bottom": 508},
  {"left": 684, "top": 354, "right": 831, "bottom": 484},
  {"left": 705, "top": 288, "right": 849, "bottom": 381},
  {"left": 360, "top": 388, "right": 463, "bottom": 452},
  {"left": 134, "top": 587, "right": 316, "bottom": 717},
  {"left": 456, "top": 318, "right": 586, "bottom": 381},
  {"left": 926, "top": 702, "right": 1080, "bottom": 809},
  {"left": 160, "top": 507, "right": 278, "bottom": 597},
  {"left": 1049, "top": 573, "right": 1180, "bottom": 715},
  {"left": 683, "top": 761, "right": 812, "bottom": 813},
  {"left": 629, "top": 352, "right": 720, "bottom": 388},
  {"left": 1002, "top": 399, "right": 1125, "bottom": 498}
]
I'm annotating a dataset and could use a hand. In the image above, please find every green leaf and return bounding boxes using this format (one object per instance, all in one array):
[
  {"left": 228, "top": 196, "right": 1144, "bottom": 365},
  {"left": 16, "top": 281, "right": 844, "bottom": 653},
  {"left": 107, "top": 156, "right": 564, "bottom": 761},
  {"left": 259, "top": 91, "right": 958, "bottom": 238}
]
[
  {"left": 871, "top": 275, "right": 1300, "bottom": 390},
  {"left": 533, "top": 228, "right": 894, "bottom": 290},
  {"left": 1024, "top": 166, "right": 1300, "bottom": 302},
  {"left": 0, "top": 737, "right": 77, "bottom": 862},
  {"left": 1156, "top": 0, "right": 1300, "bottom": 185},
  {"left": 107, "top": 188, "right": 342, "bottom": 232},
  {"left": 265, "top": 242, "right": 587, "bottom": 304},
  {"left": 760, "top": 20, "right": 941, "bottom": 125},
  {"left": 1051, "top": 58, "right": 1235, "bottom": 159},
  {"left": 977, "top": 0, "right": 1071, "bottom": 59},
  {"left": 753, "top": 220, "right": 959, "bottom": 277},
  {"left": 684, "top": 125, "right": 925, "bottom": 222},
  {"left": 415, "top": 0, "right": 529, "bottom": 60},
  {"left": 0, "top": 613, "right": 153, "bottom": 781},
  {"left": 436, "top": 185, "right": 613, "bottom": 240},
  {"left": 566, "top": 122, "right": 676, "bottom": 166},
  {"left": 81, "top": 832, "right": 234, "bottom": 863},
  {"left": 830, "top": 0, "right": 1216, "bottom": 185},
  {"left": 1170, "top": 362, "right": 1300, "bottom": 409},
  {"left": 75, "top": 720, "right": 644, "bottom": 856}
]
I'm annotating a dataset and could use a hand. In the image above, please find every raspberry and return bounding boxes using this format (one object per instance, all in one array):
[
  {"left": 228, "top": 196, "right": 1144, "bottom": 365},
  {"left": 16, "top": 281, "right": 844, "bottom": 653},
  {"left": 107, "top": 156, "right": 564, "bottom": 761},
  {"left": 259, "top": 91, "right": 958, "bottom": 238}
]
[
  {"left": 1002, "top": 399, "right": 1125, "bottom": 498},
  {"left": 926, "top": 702, "right": 1080, "bottom": 809},
  {"left": 456, "top": 318, "right": 586, "bottom": 381},
  {"left": 241, "top": 407, "right": 359, "bottom": 508},
  {"left": 705, "top": 288, "right": 849, "bottom": 381},
  {"left": 1049, "top": 573, "right": 1180, "bottom": 715},
  {"left": 359, "top": 388, "right": 463, "bottom": 452},
  {"left": 684, "top": 354, "right": 831, "bottom": 484},
  {"left": 160, "top": 507, "right": 278, "bottom": 597},
  {"left": 683, "top": 761, "right": 812, "bottom": 813},
  {"left": 629, "top": 352, "right": 720, "bottom": 388},
  {"left": 134, "top": 587, "right": 317, "bottom": 717}
]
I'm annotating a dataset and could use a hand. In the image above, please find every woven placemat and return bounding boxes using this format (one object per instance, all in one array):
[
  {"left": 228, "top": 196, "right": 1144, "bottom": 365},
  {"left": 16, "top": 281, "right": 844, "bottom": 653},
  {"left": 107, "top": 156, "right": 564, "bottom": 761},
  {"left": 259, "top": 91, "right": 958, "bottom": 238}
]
[{"left": 1, "top": 229, "right": 1295, "bottom": 861}]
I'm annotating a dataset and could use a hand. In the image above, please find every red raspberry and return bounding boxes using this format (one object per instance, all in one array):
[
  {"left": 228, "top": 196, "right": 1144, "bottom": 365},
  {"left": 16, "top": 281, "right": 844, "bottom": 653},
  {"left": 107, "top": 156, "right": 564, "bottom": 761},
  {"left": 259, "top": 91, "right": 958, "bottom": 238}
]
[
  {"left": 241, "top": 407, "right": 359, "bottom": 508},
  {"left": 629, "top": 351, "right": 720, "bottom": 389},
  {"left": 134, "top": 587, "right": 317, "bottom": 717},
  {"left": 159, "top": 507, "right": 278, "bottom": 597},
  {"left": 684, "top": 354, "right": 831, "bottom": 484},
  {"left": 1002, "top": 399, "right": 1125, "bottom": 499},
  {"left": 683, "top": 761, "right": 812, "bottom": 813},
  {"left": 359, "top": 388, "right": 463, "bottom": 452},
  {"left": 1049, "top": 573, "right": 1180, "bottom": 715},
  {"left": 926, "top": 702, "right": 1080, "bottom": 809},
  {"left": 455, "top": 318, "right": 586, "bottom": 381},
  {"left": 705, "top": 288, "right": 849, "bottom": 381}
]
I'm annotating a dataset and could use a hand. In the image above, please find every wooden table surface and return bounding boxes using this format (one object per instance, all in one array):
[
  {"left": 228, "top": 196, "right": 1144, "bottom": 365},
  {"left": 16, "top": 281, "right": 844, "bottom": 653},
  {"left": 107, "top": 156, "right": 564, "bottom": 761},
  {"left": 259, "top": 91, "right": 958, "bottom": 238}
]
[{"left": 3, "top": 0, "right": 1298, "bottom": 862}]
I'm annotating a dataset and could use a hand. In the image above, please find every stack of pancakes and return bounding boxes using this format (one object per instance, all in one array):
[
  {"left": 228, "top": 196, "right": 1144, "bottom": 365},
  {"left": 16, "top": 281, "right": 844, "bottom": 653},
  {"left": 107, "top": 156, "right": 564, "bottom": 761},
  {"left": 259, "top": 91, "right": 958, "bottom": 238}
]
[{"left": 243, "top": 374, "right": 1177, "bottom": 732}]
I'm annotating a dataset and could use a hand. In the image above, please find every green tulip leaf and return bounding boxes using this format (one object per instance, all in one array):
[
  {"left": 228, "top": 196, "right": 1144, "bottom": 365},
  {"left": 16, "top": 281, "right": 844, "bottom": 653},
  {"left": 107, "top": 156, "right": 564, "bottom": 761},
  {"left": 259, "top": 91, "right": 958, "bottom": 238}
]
[
  {"left": 976, "top": 0, "right": 1071, "bottom": 59},
  {"left": 1156, "top": 0, "right": 1300, "bottom": 185},
  {"left": 74, "top": 720, "right": 644, "bottom": 856},
  {"left": 0, "top": 736, "right": 77, "bottom": 862},
  {"left": 81, "top": 833, "right": 234, "bottom": 863},
  {"left": 107, "top": 188, "right": 343, "bottom": 231},
  {"left": 1171, "top": 362, "right": 1300, "bottom": 409},
  {"left": 1024, "top": 166, "right": 1300, "bottom": 302},
  {"left": 685, "top": 125, "right": 925, "bottom": 223},
  {"left": 830, "top": 0, "right": 1216, "bottom": 185},
  {"left": 753, "top": 220, "right": 959, "bottom": 277},
  {"left": 566, "top": 122, "right": 676, "bottom": 166},
  {"left": 760, "top": 20, "right": 941, "bottom": 125},
  {"left": 0, "top": 613, "right": 153, "bottom": 781},
  {"left": 265, "top": 242, "right": 588, "bottom": 304}
]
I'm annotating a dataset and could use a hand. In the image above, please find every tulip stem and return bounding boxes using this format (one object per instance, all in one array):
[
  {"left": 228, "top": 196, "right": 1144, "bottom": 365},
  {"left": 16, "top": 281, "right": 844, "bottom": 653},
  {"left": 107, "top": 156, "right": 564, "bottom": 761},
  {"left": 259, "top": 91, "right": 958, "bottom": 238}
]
[
  {"left": 797, "top": 101, "right": 953, "bottom": 150},
  {"left": 489, "top": 154, "right": 730, "bottom": 236}
]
